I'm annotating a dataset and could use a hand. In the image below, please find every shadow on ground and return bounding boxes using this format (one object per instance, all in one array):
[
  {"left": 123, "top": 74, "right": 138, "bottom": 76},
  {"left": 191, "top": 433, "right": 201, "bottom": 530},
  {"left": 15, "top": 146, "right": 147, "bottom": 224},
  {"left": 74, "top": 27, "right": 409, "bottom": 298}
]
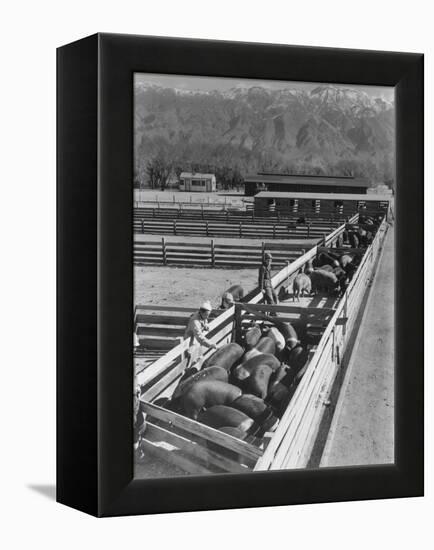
[{"left": 27, "top": 484, "right": 56, "bottom": 501}]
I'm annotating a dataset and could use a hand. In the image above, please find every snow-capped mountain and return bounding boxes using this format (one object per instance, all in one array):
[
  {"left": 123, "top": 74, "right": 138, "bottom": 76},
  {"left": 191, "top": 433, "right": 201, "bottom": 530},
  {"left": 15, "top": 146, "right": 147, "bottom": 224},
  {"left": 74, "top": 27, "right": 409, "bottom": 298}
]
[{"left": 134, "top": 83, "right": 395, "bottom": 186}]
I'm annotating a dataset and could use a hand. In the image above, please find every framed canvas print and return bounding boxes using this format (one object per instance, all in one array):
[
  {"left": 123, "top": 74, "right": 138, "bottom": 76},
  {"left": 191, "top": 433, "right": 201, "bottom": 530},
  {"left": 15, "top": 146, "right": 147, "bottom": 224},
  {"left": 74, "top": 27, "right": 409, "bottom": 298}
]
[{"left": 57, "top": 33, "right": 423, "bottom": 517}]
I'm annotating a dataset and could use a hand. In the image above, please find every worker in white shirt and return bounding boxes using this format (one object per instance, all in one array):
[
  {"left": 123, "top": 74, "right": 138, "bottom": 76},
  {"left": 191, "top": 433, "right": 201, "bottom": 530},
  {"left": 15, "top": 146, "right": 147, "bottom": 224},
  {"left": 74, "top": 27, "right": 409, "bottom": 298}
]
[{"left": 184, "top": 300, "right": 217, "bottom": 368}]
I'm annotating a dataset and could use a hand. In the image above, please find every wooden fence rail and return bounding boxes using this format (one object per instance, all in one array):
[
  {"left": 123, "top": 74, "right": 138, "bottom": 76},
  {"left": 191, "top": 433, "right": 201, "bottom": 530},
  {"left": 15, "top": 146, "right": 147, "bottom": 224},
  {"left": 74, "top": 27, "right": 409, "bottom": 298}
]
[
  {"left": 134, "top": 238, "right": 306, "bottom": 268},
  {"left": 134, "top": 219, "right": 337, "bottom": 239},
  {"left": 133, "top": 206, "right": 350, "bottom": 224}
]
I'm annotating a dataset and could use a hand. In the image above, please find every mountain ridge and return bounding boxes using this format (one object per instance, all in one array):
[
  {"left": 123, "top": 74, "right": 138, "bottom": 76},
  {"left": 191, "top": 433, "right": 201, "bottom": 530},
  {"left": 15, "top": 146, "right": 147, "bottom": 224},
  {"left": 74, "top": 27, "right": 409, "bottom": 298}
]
[{"left": 134, "top": 83, "right": 395, "bottom": 187}]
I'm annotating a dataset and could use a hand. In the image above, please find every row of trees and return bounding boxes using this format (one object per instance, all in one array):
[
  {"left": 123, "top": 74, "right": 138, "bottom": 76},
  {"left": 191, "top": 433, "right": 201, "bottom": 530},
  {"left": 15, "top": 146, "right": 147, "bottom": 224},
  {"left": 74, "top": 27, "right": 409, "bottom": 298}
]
[
  {"left": 134, "top": 146, "right": 395, "bottom": 191},
  {"left": 134, "top": 153, "right": 245, "bottom": 190}
]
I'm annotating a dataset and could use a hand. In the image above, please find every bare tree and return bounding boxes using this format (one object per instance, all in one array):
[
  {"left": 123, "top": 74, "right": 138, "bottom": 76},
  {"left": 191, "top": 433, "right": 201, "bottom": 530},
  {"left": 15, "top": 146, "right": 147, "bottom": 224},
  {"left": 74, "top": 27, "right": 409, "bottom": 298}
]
[{"left": 146, "top": 153, "right": 172, "bottom": 190}]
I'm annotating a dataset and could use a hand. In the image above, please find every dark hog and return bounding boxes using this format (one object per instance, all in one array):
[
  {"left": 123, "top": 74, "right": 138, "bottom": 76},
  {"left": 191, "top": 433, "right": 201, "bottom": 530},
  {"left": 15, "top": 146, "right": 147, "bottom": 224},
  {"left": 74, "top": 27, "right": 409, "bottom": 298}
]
[
  {"left": 315, "top": 252, "right": 340, "bottom": 269},
  {"left": 179, "top": 380, "right": 242, "bottom": 420},
  {"left": 220, "top": 284, "right": 244, "bottom": 309},
  {"left": 198, "top": 405, "right": 255, "bottom": 432},
  {"left": 332, "top": 266, "right": 349, "bottom": 293},
  {"left": 231, "top": 394, "right": 279, "bottom": 432},
  {"left": 348, "top": 231, "right": 360, "bottom": 248},
  {"left": 266, "top": 382, "right": 291, "bottom": 415},
  {"left": 270, "top": 347, "right": 308, "bottom": 392},
  {"left": 339, "top": 254, "right": 357, "bottom": 280},
  {"left": 278, "top": 285, "right": 290, "bottom": 301},
  {"left": 266, "top": 351, "right": 308, "bottom": 413},
  {"left": 243, "top": 364, "right": 274, "bottom": 399},
  {"left": 339, "top": 254, "right": 354, "bottom": 269},
  {"left": 242, "top": 336, "right": 276, "bottom": 362},
  {"left": 201, "top": 342, "right": 244, "bottom": 371},
  {"left": 304, "top": 259, "right": 314, "bottom": 274},
  {"left": 244, "top": 324, "right": 262, "bottom": 350},
  {"left": 287, "top": 345, "right": 309, "bottom": 373},
  {"left": 319, "top": 264, "right": 334, "bottom": 272},
  {"left": 357, "top": 227, "right": 373, "bottom": 247},
  {"left": 292, "top": 273, "right": 312, "bottom": 301},
  {"left": 344, "top": 262, "right": 357, "bottom": 280},
  {"left": 308, "top": 269, "right": 339, "bottom": 294},
  {"left": 235, "top": 352, "right": 280, "bottom": 380},
  {"left": 172, "top": 365, "right": 228, "bottom": 400}
]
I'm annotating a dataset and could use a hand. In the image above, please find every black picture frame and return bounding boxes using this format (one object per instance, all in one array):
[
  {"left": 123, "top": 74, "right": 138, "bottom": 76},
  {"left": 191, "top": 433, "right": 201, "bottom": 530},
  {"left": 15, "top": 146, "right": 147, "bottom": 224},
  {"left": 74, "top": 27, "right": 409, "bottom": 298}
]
[{"left": 57, "top": 33, "right": 424, "bottom": 517}]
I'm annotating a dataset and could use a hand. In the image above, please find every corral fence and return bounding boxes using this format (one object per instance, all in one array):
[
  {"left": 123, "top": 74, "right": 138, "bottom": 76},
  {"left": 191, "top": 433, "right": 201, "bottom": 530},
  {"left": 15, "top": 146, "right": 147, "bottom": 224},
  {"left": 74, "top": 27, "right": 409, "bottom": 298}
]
[
  {"left": 134, "top": 205, "right": 351, "bottom": 225},
  {"left": 134, "top": 218, "right": 340, "bottom": 240},
  {"left": 134, "top": 305, "right": 224, "bottom": 353},
  {"left": 133, "top": 194, "right": 248, "bottom": 210},
  {"left": 254, "top": 217, "right": 389, "bottom": 470},
  {"left": 134, "top": 239, "right": 306, "bottom": 268}
]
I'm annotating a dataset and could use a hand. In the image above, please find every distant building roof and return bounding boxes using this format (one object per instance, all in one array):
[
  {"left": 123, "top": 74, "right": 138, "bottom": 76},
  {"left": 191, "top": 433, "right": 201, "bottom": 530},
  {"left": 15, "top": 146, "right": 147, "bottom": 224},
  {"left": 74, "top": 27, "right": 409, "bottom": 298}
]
[
  {"left": 244, "top": 173, "right": 370, "bottom": 188},
  {"left": 180, "top": 172, "right": 215, "bottom": 179},
  {"left": 255, "top": 191, "right": 391, "bottom": 202}
]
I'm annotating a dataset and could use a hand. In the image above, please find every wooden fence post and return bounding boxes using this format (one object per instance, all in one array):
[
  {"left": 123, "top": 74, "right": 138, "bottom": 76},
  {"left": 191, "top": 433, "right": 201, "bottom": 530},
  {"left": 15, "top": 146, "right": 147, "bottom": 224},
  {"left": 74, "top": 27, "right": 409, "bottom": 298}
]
[
  {"left": 152, "top": 208, "right": 155, "bottom": 218},
  {"left": 239, "top": 222, "right": 242, "bottom": 238},
  {"left": 211, "top": 239, "right": 215, "bottom": 267},
  {"left": 234, "top": 303, "right": 242, "bottom": 345},
  {"left": 307, "top": 223, "right": 311, "bottom": 238},
  {"left": 173, "top": 220, "right": 177, "bottom": 235},
  {"left": 206, "top": 221, "right": 209, "bottom": 236},
  {"left": 162, "top": 237, "right": 167, "bottom": 265},
  {"left": 322, "top": 232, "right": 327, "bottom": 246},
  {"left": 261, "top": 242, "right": 265, "bottom": 262},
  {"left": 273, "top": 224, "right": 276, "bottom": 239}
]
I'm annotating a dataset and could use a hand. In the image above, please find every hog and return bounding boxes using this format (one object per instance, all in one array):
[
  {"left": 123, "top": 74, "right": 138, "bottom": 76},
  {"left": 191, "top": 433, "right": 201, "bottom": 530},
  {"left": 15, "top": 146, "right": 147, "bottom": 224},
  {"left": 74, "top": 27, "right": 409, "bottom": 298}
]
[
  {"left": 201, "top": 342, "right": 244, "bottom": 371},
  {"left": 309, "top": 269, "right": 339, "bottom": 294},
  {"left": 220, "top": 284, "right": 244, "bottom": 309},
  {"left": 234, "top": 353, "right": 280, "bottom": 381},
  {"left": 339, "top": 254, "right": 354, "bottom": 269},
  {"left": 292, "top": 273, "right": 312, "bottom": 301},
  {"left": 198, "top": 405, "right": 255, "bottom": 432},
  {"left": 172, "top": 365, "right": 228, "bottom": 400},
  {"left": 244, "top": 324, "right": 262, "bottom": 350},
  {"left": 179, "top": 380, "right": 242, "bottom": 420},
  {"left": 348, "top": 232, "right": 360, "bottom": 248}
]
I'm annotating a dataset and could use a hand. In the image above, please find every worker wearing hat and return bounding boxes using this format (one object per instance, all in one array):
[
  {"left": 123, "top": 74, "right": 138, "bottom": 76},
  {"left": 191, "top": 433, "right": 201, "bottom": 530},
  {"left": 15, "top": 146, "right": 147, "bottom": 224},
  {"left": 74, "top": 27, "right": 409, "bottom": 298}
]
[
  {"left": 259, "top": 252, "right": 278, "bottom": 305},
  {"left": 184, "top": 300, "right": 217, "bottom": 367}
]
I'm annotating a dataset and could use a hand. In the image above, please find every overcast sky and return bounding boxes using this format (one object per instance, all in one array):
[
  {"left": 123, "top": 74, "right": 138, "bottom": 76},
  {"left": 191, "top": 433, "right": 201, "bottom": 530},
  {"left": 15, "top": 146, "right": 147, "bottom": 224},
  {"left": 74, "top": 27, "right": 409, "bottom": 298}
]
[{"left": 135, "top": 73, "right": 394, "bottom": 102}]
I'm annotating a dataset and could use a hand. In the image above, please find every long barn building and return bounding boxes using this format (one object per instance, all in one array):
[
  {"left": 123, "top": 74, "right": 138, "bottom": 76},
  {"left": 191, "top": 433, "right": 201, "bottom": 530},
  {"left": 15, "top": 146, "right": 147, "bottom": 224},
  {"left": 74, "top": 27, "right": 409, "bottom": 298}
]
[
  {"left": 244, "top": 173, "right": 370, "bottom": 196},
  {"left": 254, "top": 191, "right": 391, "bottom": 217}
]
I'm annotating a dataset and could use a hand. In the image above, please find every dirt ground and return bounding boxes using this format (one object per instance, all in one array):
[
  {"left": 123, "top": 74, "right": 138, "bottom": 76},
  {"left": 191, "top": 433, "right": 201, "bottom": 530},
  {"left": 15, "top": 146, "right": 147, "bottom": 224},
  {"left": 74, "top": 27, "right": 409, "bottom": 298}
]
[{"left": 134, "top": 265, "right": 259, "bottom": 309}]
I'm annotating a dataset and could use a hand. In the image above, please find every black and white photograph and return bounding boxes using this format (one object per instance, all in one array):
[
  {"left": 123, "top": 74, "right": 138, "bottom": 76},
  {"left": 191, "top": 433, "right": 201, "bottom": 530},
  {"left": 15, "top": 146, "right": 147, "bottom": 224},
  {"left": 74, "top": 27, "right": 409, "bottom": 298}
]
[{"left": 132, "top": 73, "right": 395, "bottom": 478}]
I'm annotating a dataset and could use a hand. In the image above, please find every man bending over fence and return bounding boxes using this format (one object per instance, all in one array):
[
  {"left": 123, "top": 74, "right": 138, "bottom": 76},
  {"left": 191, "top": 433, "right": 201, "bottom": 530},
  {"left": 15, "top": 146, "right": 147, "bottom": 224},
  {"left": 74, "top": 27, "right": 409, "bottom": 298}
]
[{"left": 184, "top": 301, "right": 217, "bottom": 368}]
